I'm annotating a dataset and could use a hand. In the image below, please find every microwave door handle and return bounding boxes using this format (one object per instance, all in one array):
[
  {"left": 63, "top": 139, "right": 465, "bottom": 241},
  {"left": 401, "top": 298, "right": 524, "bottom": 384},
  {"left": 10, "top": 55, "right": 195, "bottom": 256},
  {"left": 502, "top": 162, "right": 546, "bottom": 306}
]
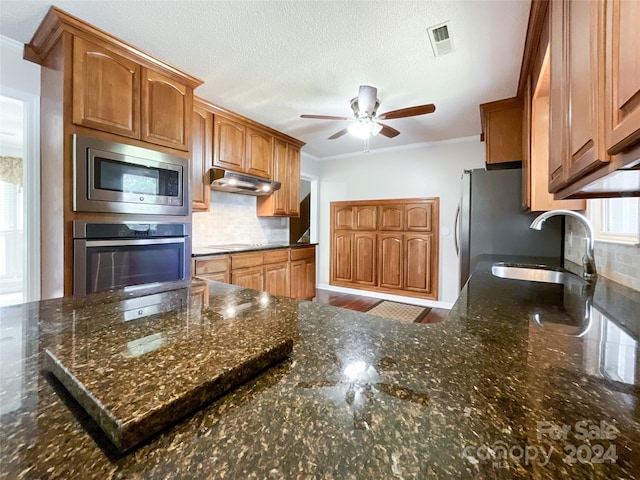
[{"left": 85, "top": 237, "right": 185, "bottom": 247}]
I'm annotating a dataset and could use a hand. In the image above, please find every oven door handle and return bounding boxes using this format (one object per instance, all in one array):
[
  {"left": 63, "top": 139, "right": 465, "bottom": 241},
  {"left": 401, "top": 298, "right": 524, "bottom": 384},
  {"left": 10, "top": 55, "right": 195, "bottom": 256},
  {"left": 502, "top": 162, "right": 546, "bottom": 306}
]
[{"left": 85, "top": 237, "right": 186, "bottom": 247}]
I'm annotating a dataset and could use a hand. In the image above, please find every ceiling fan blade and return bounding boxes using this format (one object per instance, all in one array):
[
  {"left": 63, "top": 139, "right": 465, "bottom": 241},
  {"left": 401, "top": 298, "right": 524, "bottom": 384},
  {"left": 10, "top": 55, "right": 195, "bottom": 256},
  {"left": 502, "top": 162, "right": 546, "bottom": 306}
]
[
  {"left": 328, "top": 128, "right": 349, "bottom": 140},
  {"left": 358, "top": 85, "right": 378, "bottom": 115},
  {"left": 377, "top": 122, "right": 400, "bottom": 138},
  {"left": 377, "top": 104, "right": 436, "bottom": 120},
  {"left": 301, "top": 114, "right": 351, "bottom": 120}
]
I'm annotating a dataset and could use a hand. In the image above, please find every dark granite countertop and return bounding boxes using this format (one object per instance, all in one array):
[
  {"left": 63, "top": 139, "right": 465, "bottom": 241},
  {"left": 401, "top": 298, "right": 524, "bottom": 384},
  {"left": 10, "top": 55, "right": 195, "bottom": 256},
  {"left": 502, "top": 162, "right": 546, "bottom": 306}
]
[
  {"left": 1, "top": 256, "right": 639, "bottom": 479},
  {"left": 192, "top": 243, "right": 316, "bottom": 257}
]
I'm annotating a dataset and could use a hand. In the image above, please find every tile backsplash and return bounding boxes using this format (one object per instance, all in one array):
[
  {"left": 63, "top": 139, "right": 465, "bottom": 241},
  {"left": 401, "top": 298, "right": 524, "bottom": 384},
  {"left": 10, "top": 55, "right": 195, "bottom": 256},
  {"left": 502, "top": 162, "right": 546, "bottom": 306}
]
[
  {"left": 565, "top": 217, "right": 640, "bottom": 291},
  {"left": 192, "top": 191, "right": 288, "bottom": 247}
]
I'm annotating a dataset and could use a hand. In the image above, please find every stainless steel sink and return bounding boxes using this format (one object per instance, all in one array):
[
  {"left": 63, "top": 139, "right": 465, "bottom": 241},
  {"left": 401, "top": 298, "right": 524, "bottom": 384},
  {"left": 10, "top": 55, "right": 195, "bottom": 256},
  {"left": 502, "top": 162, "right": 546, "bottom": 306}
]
[{"left": 491, "top": 262, "right": 585, "bottom": 285}]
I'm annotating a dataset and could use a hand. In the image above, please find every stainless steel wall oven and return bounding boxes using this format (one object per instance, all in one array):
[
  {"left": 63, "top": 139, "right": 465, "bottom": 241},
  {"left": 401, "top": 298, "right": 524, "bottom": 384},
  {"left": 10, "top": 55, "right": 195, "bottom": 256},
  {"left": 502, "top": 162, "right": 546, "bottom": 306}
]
[
  {"left": 73, "top": 222, "right": 191, "bottom": 296},
  {"left": 74, "top": 134, "right": 189, "bottom": 216}
]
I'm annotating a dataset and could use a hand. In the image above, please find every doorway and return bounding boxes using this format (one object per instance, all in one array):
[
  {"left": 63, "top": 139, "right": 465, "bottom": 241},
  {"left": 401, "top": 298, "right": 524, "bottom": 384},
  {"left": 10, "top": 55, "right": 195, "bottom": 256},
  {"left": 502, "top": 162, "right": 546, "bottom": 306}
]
[
  {"left": 0, "top": 92, "right": 39, "bottom": 305},
  {"left": 289, "top": 175, "right": 318, "bottom": 244}
]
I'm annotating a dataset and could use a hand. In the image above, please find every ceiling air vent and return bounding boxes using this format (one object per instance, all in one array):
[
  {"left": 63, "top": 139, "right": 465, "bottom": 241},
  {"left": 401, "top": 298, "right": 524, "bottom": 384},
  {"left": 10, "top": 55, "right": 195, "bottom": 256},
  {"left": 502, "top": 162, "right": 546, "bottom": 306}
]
[{"left": 427, "top": 22, "right": 454, "bottom": 57}]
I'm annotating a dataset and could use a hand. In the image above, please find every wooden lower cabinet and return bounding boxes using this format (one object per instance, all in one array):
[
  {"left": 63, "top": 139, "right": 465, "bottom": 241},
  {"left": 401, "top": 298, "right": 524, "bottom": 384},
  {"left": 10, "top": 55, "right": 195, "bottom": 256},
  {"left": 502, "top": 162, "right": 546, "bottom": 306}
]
[
  {"left": 193, "top": 255, "right": 229, "bottom": 283},
  {"left": 264, "top": 262, "right": 289, "bottom": 297},
  {"left": 404, "top": 234, "right": 433, "bottom": 295},
  {"left": 263, "top": 249, "right": 290, "bottom": 297},
  {"left": 354, "top": 233, "right": 376, "bottom": 286},
  {"left": 332, "top": 232, "right": 354, "bottom": 283},
  {"left": 197, "top": 272, "right": 228, "bottom": 283},
  {"left": 193, "top": 247, "right": 314, "bottom": 300},
  {"left": 378, "top": 234, "right": 403, "bottom": 290},
  {"left": 376, "top": 233, "right": 435, "bottom": 295},
  {"left": 332, "top": 231, "right": 436, "bottom": 299},
  {"left": 290, "top": 247, "right": 316, "bottom": 300},
  {"left": 231, "top": 267, "right": 264, "bottom": 291}
]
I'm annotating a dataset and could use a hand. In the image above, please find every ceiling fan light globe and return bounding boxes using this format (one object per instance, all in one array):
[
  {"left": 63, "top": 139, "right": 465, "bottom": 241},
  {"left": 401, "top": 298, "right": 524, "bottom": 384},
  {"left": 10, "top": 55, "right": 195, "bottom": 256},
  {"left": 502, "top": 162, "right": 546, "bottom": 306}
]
[{"left": 348, "top": 121, "right": 373, "bottom": 139}]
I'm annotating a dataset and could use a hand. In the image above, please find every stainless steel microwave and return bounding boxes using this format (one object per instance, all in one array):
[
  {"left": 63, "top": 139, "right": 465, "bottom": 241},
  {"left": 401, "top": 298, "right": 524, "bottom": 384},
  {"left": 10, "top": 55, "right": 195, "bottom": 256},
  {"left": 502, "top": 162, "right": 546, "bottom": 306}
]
[{"left": 73, "top": 134, "right": 189, "bottom": 215}]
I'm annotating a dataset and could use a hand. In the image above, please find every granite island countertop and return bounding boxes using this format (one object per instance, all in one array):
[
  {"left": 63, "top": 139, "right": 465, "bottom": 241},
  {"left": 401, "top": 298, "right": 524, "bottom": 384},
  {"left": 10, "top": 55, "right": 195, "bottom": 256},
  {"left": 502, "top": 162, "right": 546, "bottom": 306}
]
[{"left": 1, "top": 257, "right": 639, "bottom": 479}]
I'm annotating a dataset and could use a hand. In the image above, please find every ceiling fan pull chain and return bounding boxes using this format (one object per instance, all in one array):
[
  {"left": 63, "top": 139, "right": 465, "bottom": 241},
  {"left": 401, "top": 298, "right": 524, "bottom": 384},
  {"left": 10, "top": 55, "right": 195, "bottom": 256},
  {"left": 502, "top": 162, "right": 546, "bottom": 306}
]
[{"left": 364, "top": 137, "right": 370, "bottom": 153}]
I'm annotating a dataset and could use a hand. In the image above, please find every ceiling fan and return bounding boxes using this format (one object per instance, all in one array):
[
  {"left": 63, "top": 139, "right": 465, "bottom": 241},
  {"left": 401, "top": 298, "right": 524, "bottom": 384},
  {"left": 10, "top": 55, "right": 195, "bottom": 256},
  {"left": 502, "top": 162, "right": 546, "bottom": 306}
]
[{"left": 300, "top": 85, "right": 436, "bottom": 140}]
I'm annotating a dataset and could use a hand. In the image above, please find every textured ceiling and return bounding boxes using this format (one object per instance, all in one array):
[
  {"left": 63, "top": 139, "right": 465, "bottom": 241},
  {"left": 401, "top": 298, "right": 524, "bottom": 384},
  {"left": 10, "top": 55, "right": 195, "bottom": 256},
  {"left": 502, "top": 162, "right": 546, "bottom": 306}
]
[{"left": 0, "top": 0, "right": 531, "bottom": 158}]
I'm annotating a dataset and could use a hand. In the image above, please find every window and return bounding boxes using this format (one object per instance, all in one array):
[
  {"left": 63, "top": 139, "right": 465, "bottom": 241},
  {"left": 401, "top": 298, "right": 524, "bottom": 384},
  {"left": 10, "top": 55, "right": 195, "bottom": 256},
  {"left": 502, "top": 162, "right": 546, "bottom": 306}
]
[{"left": 588, "top": 198, "right": 640, "bottom": 245}]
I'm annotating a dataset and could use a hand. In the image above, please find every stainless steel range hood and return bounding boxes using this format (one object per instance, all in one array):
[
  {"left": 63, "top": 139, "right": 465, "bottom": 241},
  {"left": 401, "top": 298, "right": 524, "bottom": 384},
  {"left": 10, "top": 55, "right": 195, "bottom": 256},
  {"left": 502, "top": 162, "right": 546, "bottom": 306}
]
[{"left": 209, "top": 168, "right": 281, "bottom": 196}]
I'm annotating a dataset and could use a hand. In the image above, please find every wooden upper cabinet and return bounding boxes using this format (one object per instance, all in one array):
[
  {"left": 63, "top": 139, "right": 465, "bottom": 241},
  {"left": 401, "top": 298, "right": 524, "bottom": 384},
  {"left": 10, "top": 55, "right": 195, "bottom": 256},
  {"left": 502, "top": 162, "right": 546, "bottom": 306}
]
[
  {"left": 548, "top": 0, "right": 567, "bottom": 192},
  {"left": 141, "top": 69, "right": 190, "bottom": 150},
  {"left": 72, "top": 37, "right": 140, "bottom": 139},
  {"left": 268, "top": 138, "right": 289, "bottom": 215},
  {"left": 256, "top": 141, "right": 301, "bottom": 217},
  {"left": 549, "top": 0, "right": 613, "bottom": 195},
  {"left": 72, "top": 37, "right": 194, "bottom": 152},
  {"left": 405, "top": 234, "right": 433, "bottom": 295},
  {"left": 214, "top": 114, "right": 246, "bottom": 172},
  {"left": 564, "top": 0, "right": 609, "bottom": 182},
  {"left": 287, "top": 145, "right": 301, "bottom": 216},
  {"left": 605, "top": 0, "right": 640, "bottom": 155},
  {"left": 479, "top": 98, "right": 524, "bottom": 165},
  {"left": 354, "top": 206, "right": 377, "bottom": 230},
  {"left": 379, "top": 205, "right": 404, "bottom": 231},
  {"left": 191, "top": 100, "right": 212, "bottom": 211},
  {"left": 327, "top": 203, "right": 375, "bottom": 231},
  {"left": 334, "top": 205, "right": 354, "bottom": 229},
  {"left": 524, "top": 12, "right": 585, "bottom": 212},
  {"left": 256, "top": 140, "right": 300, "bottom": 217},
  {"left": 406, "top": 203, "right": 433, "bottom": 231},
  {"left": 245, "top": 128, "right": 273, "bottom": 179}
]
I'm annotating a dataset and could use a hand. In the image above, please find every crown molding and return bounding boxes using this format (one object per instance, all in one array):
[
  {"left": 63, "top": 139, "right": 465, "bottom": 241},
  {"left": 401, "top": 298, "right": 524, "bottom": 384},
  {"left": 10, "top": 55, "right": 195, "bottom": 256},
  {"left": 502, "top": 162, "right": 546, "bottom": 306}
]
[{"left": 0, "top": 35, "right": 24, "bottom": 52}]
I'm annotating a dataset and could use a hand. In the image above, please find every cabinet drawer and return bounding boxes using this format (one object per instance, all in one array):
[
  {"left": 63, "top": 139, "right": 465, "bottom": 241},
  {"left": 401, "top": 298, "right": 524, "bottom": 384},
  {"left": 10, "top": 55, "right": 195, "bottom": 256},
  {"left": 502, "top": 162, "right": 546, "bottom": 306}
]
[
  {"left": 194, "top": 256, "right": 229, "bottom": 275},
  {"left": 196, "top": 272, "right": 229, "bottom": 284},
  {"left": 290, "top": 247, "right": 315, "bottom": 261},
  {"left": 231, "top": 252, "right": 264, "bottom": 269},
  {"left": 263, "top": 249, "right": 289, "bottom": 264}
]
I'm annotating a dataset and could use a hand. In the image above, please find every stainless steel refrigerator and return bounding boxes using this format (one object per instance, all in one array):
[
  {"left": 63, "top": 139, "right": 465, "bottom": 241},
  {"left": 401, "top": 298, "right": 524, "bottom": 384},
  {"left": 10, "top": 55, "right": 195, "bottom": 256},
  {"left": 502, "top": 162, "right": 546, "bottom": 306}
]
[{"left": 456, "top": 168, "right": 564, "bottom": 289}]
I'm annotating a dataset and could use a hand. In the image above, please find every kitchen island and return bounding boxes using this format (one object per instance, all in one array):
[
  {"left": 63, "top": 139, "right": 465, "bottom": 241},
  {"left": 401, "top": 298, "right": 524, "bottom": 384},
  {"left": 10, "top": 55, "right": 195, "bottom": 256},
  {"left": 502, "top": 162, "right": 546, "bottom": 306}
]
[{"left": 1, "top": 258, "right": 638, "bottom": 479}]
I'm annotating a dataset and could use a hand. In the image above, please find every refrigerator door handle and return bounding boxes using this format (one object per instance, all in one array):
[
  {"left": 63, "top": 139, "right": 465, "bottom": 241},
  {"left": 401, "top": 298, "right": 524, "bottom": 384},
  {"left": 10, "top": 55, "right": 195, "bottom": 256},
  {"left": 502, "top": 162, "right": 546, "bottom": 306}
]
[{"left": 454, "top": 202, "right": 461, "bottom": 256}]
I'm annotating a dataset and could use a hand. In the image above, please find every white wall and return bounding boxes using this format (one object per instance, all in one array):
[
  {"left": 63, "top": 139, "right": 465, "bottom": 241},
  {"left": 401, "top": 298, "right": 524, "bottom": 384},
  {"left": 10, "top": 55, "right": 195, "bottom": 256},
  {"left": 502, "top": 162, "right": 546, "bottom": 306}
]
[
  {"left": 0, "top": 36, "right": 40, "bottom": 95},
  {"left": 301, "top": 153, "right": 321, "bottom": 177},
  {"left": 316, "top": 137, "right": 485, "bottom": 304}
]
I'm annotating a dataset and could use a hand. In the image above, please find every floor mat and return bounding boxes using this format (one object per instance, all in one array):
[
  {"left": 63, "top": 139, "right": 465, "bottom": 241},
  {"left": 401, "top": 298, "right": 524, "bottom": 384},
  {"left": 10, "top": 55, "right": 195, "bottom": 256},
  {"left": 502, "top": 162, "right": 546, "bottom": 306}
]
[{"left": 364, "top": 300, "right": 431, "bottom": 323}]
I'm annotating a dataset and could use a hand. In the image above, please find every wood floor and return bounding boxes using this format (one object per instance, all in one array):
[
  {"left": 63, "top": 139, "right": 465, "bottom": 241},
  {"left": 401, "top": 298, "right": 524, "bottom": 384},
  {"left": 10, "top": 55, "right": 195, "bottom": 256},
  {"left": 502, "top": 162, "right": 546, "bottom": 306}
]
[{"left": 312, "top": 289, "right": 449, "bottom": 324}]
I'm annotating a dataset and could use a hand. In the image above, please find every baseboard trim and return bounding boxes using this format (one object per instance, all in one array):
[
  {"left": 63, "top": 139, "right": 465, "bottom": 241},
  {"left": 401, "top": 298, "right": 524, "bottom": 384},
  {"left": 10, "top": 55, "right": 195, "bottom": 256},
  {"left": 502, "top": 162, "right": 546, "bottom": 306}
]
[{"left": 317, "top": 283, "right": 454, "bottom": 310}]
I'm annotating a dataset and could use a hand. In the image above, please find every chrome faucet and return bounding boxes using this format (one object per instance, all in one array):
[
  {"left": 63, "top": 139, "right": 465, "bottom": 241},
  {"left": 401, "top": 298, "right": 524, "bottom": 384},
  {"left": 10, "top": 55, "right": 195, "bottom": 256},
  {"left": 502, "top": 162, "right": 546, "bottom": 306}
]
[{"left": 530, "top": 209, "right": 597, "bottom": 280}]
